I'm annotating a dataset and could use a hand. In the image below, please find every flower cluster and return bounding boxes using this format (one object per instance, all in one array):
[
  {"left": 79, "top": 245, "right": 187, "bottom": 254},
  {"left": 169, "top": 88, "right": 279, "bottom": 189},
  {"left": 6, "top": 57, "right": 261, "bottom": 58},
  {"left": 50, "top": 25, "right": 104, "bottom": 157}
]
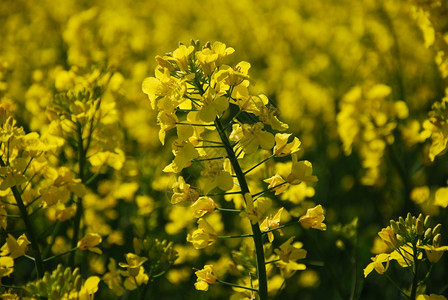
[{"left": 142, "top": 41, "right": 325, "bottom": 298}]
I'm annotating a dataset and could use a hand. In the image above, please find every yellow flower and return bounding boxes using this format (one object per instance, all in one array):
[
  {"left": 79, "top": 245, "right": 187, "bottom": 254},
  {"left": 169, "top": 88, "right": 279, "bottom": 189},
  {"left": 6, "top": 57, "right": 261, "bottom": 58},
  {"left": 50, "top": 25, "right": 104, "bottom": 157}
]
[
  {"left": 0, "top": 234, "right": 30, "bottom": 259},
  {"left": 198, "top": 89, "right": 229, "bottom": 123},
  {"left": 299, "top": 205, "right": 327, "bottom": 231},
  {"left": 0, "top": 256, "right": 14, "bottom": 278},
  {"left": 191, "top": 196, "right": 218, "bottom": 218},
  {"left": 103, "top": 258, "right": 125, "bottom": 296},
  {"left": 417, "top": 294, "right": 448, "bottom": 300},
  {"left": 229, "top": 122, "right": 275, "bottom": 154},
  {"left": 263, "top": 174, "right": 288, "bottom": 195},
  {"left": 194, "top": 265, "right": 218, "bottom": 291},
  {"left": 286, "top": 154, "right": 318, "bottom": 185},
  {"left": 419, "top": 244, "right": 448, "bottom": 263},
  {"left": 260, "top": 207, "right": 284, "bottom": 243},
  {"left": 119, "top": 253, "right": 148, "bottom": 277},
  {"left": 171, "top": 176, "right": 199, "bottom": 204},
  {"left": 187, "top": 218, "right": 218, "bottom": 249},
  {"left": 275, "top": 237, "right": 307, "bottom": 263},
  {"left": 377, "top": 226, "right": 399, "bottom": 249},
  {"left": 77, "top": 233, "right": 102, "bottom": 254},
  {"left": 240, "top": 194, "right": 271, "bottom": 225},
  {"left": 364, "top": 253, "right": 390, "bottom": 277},
  {"left": 273, "top": 133, "right": 301, "bottom": 157},
  {"left": 170, "top": 44, "right": 195, "bottom": 72}
]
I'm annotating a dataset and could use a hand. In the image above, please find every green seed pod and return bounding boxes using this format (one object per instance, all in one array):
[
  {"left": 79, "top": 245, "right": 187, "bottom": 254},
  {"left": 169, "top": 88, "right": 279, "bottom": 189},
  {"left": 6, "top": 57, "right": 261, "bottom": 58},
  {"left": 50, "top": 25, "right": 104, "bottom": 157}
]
[
  {"left": 433, "top": 224, "right": 442, "bottom": 236},
  {"left": 424, "top": 215, "right": 431, "bottom": 228}
]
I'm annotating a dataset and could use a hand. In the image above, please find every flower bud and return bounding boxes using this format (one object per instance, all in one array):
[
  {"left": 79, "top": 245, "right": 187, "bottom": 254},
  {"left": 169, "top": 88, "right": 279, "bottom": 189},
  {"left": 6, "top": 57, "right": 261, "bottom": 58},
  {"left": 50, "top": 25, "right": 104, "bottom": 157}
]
[
  {"left": 433, "top": 224, "right": 442, "bottom": 236},
  {"left": 416, "top": 219, "right": 424, "bottom": 236},
  {"left": 399, "top": 216, "right": 406, "bottom": 227},
  {"left": 424, "top": 215, "right": 431, "bottom": 228},
  {"left": 433, "top": 233, "right": 442, "bottom": 246},
  {"left": 398, "top": 222, "right": 407, "bottom": 236},
  {"left": 390, "top": 220, "right": 399, "bottom": 234},
  {"left": 424, "top": 228, "right": 432, "bottom": 240},
  {"left": 74, "top": 275, "right": 83, "bottom": 291}
]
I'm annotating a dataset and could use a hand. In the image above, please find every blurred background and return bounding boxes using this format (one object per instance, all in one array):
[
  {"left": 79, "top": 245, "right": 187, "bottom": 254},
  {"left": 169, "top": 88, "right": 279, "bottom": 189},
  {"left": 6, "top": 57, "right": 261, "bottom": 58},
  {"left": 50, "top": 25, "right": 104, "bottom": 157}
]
[{"left": 1, "top": 0, "right": 447, "bottom": 298}]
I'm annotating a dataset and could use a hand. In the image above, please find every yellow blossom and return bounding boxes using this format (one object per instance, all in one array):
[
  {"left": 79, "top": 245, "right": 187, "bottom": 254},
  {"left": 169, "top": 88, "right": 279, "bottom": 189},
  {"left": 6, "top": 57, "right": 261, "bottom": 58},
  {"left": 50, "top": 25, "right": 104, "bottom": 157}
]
[
  {"left": 119, "top": 253, "right": 148, "bottom": 277},
  {"left": 273, "top": 133, "right": 301, "bottom": 157},
  {"left": 286, "top": 154, "right": 317, "bottom": 185},
  {"left": 77, "top": 233, "right": 102, "bottom": 254},
  {"left": 194, "top": 265, "right": 218, "bottom": 291},
  {"left": 378, "top": 226, "right": 399, "bottom": 249},
  {"left": 260, "top": 207, "right": 284, "bottom": 243},
  {"left": 0, "top": 234, "right": 30, "bottom": 259},
  {"left": 191, "top": 196, "right": 218, "bottom": 218},
  {"left": 187, "top": 218, "right": 218, "bottom": 249},
  {"left": 0, "top": 256, "right": 14, "bottom": 278},
  {"left": 263, "top": 174, "right": 288, "bottom": 195},
  {"left": 299, "top": 205, "right": 326, "bottom": 231},
  {"left": 103, "top": 258, "right": 125, "bottom": 296},
  {"left": 419, "top": 244, "right": 448, "bottom": 263},
  {"left": 171, "top": 176, "right": 199, "bottom": 204},
  {"left": 364, "top": 253, "right": 390, "bottom": 277}
]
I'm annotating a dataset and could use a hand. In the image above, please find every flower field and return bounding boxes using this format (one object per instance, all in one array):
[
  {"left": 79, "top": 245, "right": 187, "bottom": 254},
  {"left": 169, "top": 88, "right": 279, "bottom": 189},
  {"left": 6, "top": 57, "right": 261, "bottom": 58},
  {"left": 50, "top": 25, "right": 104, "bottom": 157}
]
[{"left": 1, "top": 0, "right": 448, "bottom": 299}]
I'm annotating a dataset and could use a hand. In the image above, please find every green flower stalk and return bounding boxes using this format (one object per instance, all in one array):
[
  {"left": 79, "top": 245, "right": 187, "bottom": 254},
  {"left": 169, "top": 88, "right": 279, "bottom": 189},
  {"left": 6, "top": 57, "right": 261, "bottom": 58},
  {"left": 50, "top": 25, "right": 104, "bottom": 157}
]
[{"left": 142, "top": 40, "right": 323, "bottom": 299}]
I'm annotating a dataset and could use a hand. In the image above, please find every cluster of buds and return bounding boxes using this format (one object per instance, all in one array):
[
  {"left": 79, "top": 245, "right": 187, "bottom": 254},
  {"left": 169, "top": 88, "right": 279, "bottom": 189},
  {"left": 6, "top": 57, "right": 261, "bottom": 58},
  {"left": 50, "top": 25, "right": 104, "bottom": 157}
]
[
  {"left": 388, "top": 213, "right": 441, "bottom": 250},
  {"left": 132, "top": 237, "right": 179, "bottom": 279},
  {"left": 25, "top": 265, "right": 99, "bottom": 299}
]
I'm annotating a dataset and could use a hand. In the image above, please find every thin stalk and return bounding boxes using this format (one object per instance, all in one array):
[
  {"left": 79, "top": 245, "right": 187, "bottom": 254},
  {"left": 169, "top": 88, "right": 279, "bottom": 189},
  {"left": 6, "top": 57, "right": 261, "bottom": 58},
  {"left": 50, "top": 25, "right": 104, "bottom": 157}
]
[
  {"left": 244, "top": 154, "right": 275, "bottom": 175},
  {"left": 216, "top": 279, "right": 259, "bottom": 292},
  {"left": 215, "top": 117, "right": 268, "bottom": 300},
  {"left": 218, "top": 233, "right": 253, "bottom": 239},
  {"left": 385, "top": 273, "right": 410, "bottom": 299},
  {"left": 410, "top": 244, "right": 419, "bottom": 300},
  {"left": 70, "top": 124, "right": 86, "bottom": 268},
  {"left": 0, "top": 159, "right": 44, "bottom": 278},
  {"left": 217, "top": 207, "right": 242, "bottom": 213}
]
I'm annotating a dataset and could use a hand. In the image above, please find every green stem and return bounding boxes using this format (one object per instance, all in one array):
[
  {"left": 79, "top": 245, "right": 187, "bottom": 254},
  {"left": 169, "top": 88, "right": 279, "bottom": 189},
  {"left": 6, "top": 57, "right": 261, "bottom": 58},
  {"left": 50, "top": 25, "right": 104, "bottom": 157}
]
[
  {"left": 43, "top": 247, "right": 78, "bottom": 262},
  {"left": 216, "top": 207, "right": 242, "bottom": 213},
  {"left": 216, "top": 279, "right": 259, "bottom": 292},
  {"left": 215, "top": 117, "right": 268, "bottom": 300},
  {"left": 70, "top": 124, "right": 86, "bottom": 268},
  {"left": 410, "top": 244, "right": 419, "bottom": 300},
  {"left": 1, "top": 157, "right": 44, "bottom": 278},
  {"left": 244, "top": 154, "right": 275, "bottom": 175},
  {"left": 385, "top": 273, "right": 410, "bottom": 299},
  {"left": 218, "top": 233, "right": 253, "bottom": 239}
]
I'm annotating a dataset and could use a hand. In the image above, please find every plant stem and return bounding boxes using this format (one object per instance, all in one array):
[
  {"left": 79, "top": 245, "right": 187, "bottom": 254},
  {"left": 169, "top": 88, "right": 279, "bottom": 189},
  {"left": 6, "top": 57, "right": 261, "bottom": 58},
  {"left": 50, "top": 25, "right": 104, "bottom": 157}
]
[
  {"left": 0, "top": 159, "right": 44, "bottom": 278},
  {"left": 410, "top": 243, "right": 419, "bottom": 300},
  {"left": 216, "top": 279, "right": 259, "bottom": 292},
  {"left": 215, "top": 117, "right": 268, "bottom": 300}
]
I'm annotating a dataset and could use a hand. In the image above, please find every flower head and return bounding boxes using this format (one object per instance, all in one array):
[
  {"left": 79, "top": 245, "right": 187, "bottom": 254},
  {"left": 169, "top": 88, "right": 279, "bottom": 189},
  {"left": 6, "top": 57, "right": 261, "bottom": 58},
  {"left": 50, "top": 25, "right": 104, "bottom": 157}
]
[
  {"left": 299, "top": 205, "right": 327, "bottom": 231},
  {"left": 194, "top": 265, "right": 218, "bottom": 291}
]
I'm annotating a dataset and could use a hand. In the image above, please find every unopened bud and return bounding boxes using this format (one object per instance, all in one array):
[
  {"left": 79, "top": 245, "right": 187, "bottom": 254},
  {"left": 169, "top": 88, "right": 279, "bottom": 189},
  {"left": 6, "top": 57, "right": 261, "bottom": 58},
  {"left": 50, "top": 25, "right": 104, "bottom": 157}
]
[
  {"left": 74, "top": 275, "right": 83, "bottom": 291},
  {"left": 398, "top": 222, "right": 407, "bottom": 236},
  {"left": 433, "top": 224, "right": 442, "bottom": 236},
  {"left": 396, "top": 234, "right": 405, "bottom": 244},
  {"left": 72, "top": 267, "right": 80, "bottom": 278},
  {"left": 424, "top": 215, "right": 431, "bottom": 228},
  {"left": 433, "top": 233, "right": 442, "bottom": 246},
  {"left": 416, "top": 219, "right": 424, "bottom": 235},
  {"left": 399, "top": 216, "right": 406, "bottom": 226},
  {"left": 390, "top": 220, "right": 399, "bottom": 234},
  {"left": 406, "top": 213, "right": 413, "bottom": 226},
  {"left": 424, "top": 228, "right": 432, "bottom": 240}
]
